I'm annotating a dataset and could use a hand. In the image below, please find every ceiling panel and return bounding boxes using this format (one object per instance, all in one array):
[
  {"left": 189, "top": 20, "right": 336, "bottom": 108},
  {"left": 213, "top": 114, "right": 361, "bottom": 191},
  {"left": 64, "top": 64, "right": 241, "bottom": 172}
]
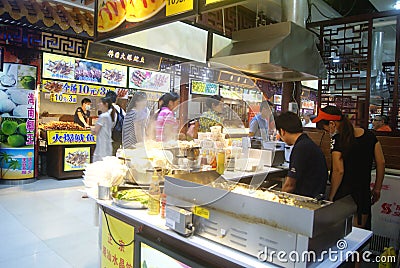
[{"left": 369, "top": 0, "right": 397, "bottom": 12}]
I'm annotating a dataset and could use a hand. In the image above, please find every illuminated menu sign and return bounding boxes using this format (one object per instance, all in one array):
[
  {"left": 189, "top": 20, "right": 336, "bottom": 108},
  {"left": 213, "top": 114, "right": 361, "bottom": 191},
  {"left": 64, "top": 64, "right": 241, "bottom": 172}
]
[
  {"left": 85, "top": 42, "right": 162, "bottom": 71},
  {"left": 42, "top": 52, "right": 128, "bottom": 87},
  {"left": 220, "top": 85, "right": 243, "bottom": 100},
  {"left": 190, "top": 80, "right": 219, "bottom": 96},
  {"left": 129, "top": 67, "right": 171, "bottom": 92}
]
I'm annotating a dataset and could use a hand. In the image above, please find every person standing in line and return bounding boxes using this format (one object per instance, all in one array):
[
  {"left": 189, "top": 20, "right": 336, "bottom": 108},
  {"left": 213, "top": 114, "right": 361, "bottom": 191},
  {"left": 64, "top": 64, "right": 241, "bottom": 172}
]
[
  {"left": 312, "top": 106, "right": 385, "bottom": 229},
  {"left": 74, "top": 98, "right": 91, "bottom": 128},
  {"left": 155, "top": 92, "right": 180, "bottom": 142},
  {"left": 249, "top": 100, "right": 275, "bottom": 140},
  {"left": 122, "top": 92, "right": 149, "bottom": 148},
  {"left": 275, "top": 112, "right": 328, "bottom": 198},
  {"left": 91, "top": 97, "right": 115, "bottom": 162},
  {"left": 105, "top": 91, "right": 126, "bottom": 154}
]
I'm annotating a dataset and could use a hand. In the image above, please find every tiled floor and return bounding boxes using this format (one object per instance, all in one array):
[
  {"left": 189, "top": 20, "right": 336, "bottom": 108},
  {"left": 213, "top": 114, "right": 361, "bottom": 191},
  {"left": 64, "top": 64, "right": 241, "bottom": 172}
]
[{"left": 0, "top": 177, "right": 99, "bottom": 268}]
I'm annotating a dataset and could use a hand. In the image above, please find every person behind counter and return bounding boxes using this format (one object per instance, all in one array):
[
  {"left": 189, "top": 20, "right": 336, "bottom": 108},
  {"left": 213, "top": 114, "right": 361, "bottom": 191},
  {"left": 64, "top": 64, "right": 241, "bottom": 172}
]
[
  {"left": 91, "top": 97, "right": 115, "bottom": 162},
  {"left": 122, "top": 92, "right": 149, "bottom": 148},
  {"left": 249, "top": 100, "right": 275, "bottom": 140},
  {"left": 155, "top": 92, "right": 180, "bottom": 142},
  {"left": 275, "top": 112, "right": 328, "bottom": 198},
  {"left": 199, "top": 95, "right": 224, "bottom": 132},
  {"left": 312, "top": 106, "right": 385, "bottom": 229},
  {"left": 74, "top": 98, "right": 91, "bottom": 128},
  {"left": 106, "top": 91, "right": 126, "bottom": 154},
  {"left": 372, "top": 115, "right": 392, "bottom": 132}
]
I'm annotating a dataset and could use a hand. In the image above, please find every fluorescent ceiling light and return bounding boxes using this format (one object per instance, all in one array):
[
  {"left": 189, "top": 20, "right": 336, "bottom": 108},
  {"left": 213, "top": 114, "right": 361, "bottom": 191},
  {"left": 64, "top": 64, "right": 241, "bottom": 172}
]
[{"left": 394, "top": 1, "right": 400, "bottom": 10}]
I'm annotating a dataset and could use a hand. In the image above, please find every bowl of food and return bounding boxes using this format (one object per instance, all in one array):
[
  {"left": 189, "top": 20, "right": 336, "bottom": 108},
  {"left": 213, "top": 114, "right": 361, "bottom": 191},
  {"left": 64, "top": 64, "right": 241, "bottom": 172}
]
[{"left": 112, "top": 188, "right": 149, "bottom": 209}]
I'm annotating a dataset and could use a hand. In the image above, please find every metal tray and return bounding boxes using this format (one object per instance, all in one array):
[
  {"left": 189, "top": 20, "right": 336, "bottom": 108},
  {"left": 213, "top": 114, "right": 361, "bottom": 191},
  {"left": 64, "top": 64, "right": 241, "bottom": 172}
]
[{"left": 112, "top": 198, "right": 147, "bottom": 209}]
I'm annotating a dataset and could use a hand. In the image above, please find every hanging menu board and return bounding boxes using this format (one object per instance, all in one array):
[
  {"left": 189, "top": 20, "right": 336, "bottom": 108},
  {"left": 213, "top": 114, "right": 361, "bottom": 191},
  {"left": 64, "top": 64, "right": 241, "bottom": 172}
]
[
  {"left": 220, "top": 85, "right": 243, "bottom": 100},
  {"left": 190, "top": 80, "right": 219, "bottom": 96},
  {"left": 85, "top": 42, "right": 162, "bottom": 71},
  {"left": 95, "top": 0, "right": 198, "bottom": 41},
  {"left": 42, "top": 52, "right": 128, "bottom": 88},
  {"left": 128, "top": 67, "right": 171, "bottom": 92}
]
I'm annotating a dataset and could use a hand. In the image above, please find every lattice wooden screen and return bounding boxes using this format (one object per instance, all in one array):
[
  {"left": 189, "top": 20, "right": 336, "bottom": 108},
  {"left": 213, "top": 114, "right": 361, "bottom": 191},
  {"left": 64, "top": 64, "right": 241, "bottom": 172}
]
[
  {"left": 316, "top": 21, "right": 372, "bottom": 128},
  {"left": 382, "top": 62, "right": 400, "bottom": 130}
]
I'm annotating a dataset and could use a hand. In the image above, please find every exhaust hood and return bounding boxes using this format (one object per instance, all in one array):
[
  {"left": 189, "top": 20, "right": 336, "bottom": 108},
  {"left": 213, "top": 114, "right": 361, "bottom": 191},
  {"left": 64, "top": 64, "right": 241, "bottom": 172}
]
[{"left": 210, "top": 21, "right": 327, "bottom": 82}]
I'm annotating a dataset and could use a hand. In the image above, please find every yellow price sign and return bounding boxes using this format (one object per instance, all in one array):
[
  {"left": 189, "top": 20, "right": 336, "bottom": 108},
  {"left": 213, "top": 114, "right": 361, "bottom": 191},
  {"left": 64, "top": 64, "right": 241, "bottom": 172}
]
[
  {"left": 193, "top": 206, "right": 210, "bottom": 219},
  {"left": 166, "top": 0, "right": 194, "bottom": 16},
  {"left": 50, "top": 93, "right": 77, "bottom": 103}
]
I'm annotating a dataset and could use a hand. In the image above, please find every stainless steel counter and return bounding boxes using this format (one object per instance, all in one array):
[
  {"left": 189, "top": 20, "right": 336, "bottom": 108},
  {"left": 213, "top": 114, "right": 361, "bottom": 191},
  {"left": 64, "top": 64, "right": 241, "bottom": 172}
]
[{"left": 97, "top": 200, "right": 372, "bottom": 268}]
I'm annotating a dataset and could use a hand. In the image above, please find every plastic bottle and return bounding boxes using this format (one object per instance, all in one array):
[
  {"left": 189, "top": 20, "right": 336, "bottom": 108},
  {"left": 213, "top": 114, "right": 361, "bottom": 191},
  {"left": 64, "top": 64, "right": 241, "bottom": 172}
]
[
  {"left": 147, "top": 171, "right": 160, "bottom": 215},
  {"left": 216, "top": 150, "right": 225, "bottom": 174}
]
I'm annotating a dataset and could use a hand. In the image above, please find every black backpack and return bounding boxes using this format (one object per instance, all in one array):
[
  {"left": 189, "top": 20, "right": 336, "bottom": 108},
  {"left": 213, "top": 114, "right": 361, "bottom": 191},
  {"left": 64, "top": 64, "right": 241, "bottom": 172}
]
[{"left": 112, "top": 107, "right": 124, "bottom": 142}]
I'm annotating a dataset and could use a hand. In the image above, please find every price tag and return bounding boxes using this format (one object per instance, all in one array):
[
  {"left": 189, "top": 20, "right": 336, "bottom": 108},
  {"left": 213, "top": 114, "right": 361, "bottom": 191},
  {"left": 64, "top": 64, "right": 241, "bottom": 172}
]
[
  {"left": 50, "top": 93, "right": 77, "bottom": 104},
  {"left": 166, "top": 0, "right": 194, "bottom": 16},
  {"left": 193, "top": 206, "right": 210, "bottom": 219}
]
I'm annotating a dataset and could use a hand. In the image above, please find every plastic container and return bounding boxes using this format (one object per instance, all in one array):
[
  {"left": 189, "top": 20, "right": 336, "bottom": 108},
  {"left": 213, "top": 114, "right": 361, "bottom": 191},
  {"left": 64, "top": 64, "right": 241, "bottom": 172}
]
[
  {"left": 98, "top": 185, "right": 111, "bottom": 200},
  {"left": 147, "top": 171, "right": 161, "bottom": 215}
]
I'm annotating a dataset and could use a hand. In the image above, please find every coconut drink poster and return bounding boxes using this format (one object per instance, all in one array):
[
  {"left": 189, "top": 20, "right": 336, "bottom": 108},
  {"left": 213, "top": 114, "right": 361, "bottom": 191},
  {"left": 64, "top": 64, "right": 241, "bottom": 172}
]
[
  {"left": 0, "top": 148, "right": 34, "bottom": 179},
  {"left": 0, "top": 63, "right": 36, "bottom": 179}
]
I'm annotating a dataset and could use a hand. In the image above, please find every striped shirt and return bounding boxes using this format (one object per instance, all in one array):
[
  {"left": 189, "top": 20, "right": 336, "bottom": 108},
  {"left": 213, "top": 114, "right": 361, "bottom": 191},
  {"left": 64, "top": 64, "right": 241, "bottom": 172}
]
[{"left": 155, "top": 107, "right": 178, "bottom": 142}]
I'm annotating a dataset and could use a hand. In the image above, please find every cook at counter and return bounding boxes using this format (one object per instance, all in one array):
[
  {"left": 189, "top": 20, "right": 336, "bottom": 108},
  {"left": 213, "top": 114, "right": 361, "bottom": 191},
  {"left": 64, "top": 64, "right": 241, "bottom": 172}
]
[
  {"left": 199, "top": 95, "right": 224, "bottom": 132},
  {"left": 248, "top": 100, "right": 275, "bottom": 140},
  {"left": 276, "top": 112, "right": 328, "bottom": 198},
  {"left": 74, "top": 98, "right": 91, "bottom": 128}
]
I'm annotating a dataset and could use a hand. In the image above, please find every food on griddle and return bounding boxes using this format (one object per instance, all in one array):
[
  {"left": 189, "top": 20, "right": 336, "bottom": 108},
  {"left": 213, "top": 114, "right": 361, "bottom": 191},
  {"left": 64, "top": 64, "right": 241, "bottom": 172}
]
[
  {"left": 103, "top": 69, "right": 125, "bottom": 82},
  {"left": 46, "top": 60, "right": 74, "bottom": 75},
  {"left": 115, "top": 189, "right": 149, "bottom": 205},
  {"left": 44, "top": 81, "right": 63, "bottom": 92},
  {"left": 39, "top": 121, "right": 86, "bottom": 131},
  {"left": 65, "top": 150, "right": 89, "bottom": 166},
  {"left": 231, "top": 185, "right": 295, "bottom": 206}
]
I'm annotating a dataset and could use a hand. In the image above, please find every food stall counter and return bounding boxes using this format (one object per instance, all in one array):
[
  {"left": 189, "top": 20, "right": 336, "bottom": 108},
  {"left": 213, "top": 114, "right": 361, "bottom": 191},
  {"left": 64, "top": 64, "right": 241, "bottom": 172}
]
[
  {"left": 39, "top": 122, "right": 96, "bottom": 179},
  {"left": 97, "top": 200, "right": 372, "bottom": 268}
]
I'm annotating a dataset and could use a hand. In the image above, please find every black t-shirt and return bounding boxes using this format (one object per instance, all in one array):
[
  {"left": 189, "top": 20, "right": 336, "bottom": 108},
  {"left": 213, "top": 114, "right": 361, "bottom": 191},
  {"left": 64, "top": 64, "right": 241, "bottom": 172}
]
[
  {"left": 331, "top": 129, "right": 378, "bottom": 200},
  {"left": 74, "top": 107, "right": 90, "bottom": 127},
  {"left": 287, "top": 133, "right": 328, "bottom": 198}
]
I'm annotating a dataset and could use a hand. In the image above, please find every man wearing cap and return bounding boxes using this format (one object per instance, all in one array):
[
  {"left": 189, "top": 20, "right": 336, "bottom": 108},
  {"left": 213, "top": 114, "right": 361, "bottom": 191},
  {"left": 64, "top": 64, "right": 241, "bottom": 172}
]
[{"left": 275, "top": 112, "right": 328, "bottom": 198}]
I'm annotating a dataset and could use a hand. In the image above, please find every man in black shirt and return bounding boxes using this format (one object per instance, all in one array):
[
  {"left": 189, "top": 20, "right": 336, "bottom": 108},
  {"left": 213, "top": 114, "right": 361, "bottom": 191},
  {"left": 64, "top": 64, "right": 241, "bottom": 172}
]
[{"left": 275, "top": 112, "right": 328, "bottom": 198}]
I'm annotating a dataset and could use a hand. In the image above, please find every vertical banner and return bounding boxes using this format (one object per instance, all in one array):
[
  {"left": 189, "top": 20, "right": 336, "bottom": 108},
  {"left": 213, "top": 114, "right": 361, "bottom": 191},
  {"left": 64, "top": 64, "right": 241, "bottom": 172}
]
[
  {"left": 101, "top": 212, "right": 135, "bottom": 268},
  {"left": 0, "top": 64, "right": 37, "bottom": 179}
]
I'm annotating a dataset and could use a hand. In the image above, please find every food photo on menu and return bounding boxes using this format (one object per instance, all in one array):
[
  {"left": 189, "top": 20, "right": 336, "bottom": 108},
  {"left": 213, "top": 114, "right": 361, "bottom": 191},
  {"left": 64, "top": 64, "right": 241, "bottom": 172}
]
[{"left": 74, "top": 60, "right": 102, "bottom": 83}]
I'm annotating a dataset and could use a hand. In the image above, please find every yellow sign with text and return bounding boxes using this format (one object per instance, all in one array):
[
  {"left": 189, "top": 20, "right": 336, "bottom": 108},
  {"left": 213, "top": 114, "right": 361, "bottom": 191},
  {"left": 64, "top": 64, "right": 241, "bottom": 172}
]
[
  {"left": 50, "top": 93, "right": 77, "bottom": 104},
  {"left": 46, "top": 130, "right": 96, "bottom": 146},
  {"left": 64, "top": 147, "right": 90, "bottom": 171},
  {"left": 101, "top": 212, "right": 135, "bottom": 268},
  {"left": 193, "top": 206, "right": 210, "bottom": 219},
  {"left": 166, "top": 0, "right": 194, "bottom": 16}
]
